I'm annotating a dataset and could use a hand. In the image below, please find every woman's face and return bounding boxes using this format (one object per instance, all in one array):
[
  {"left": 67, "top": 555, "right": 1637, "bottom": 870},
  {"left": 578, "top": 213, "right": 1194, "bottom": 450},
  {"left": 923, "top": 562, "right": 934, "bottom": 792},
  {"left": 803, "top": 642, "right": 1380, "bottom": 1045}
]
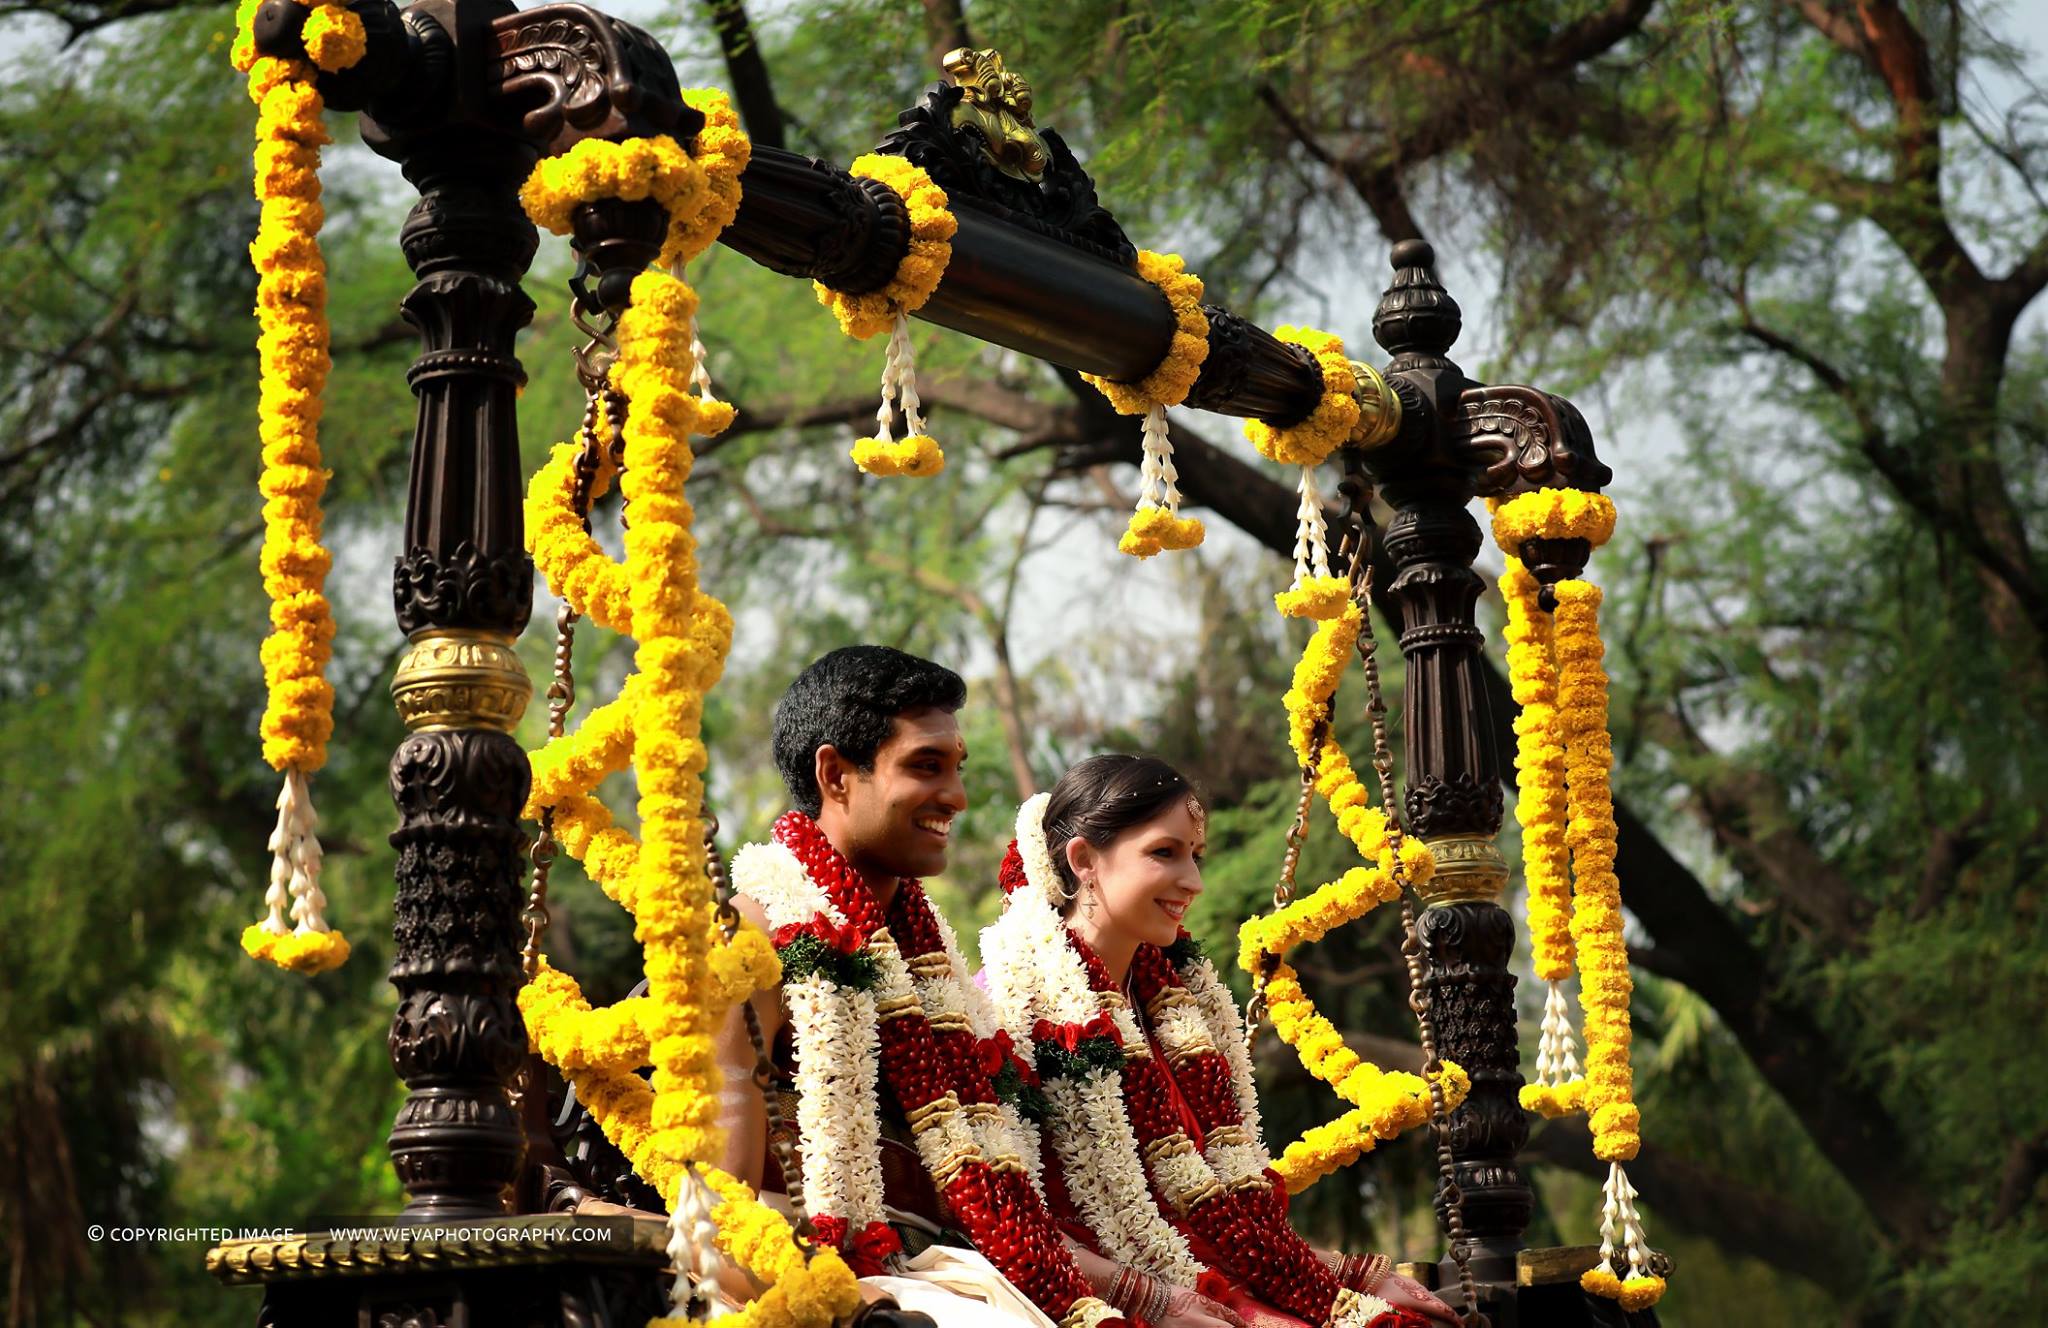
[{"left": 1066, "top": 797, "right": 1206, "bottom": 950}]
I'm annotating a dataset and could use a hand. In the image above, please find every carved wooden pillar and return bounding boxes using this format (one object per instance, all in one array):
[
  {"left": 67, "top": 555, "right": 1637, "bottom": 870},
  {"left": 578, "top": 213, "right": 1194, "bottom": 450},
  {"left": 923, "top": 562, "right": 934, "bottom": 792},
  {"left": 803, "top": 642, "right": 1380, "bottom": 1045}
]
[
  {"left": 367, "top": 0, "right": 540, "bottom": 1221},
  {"left": 1365, "top": 241, "right": 1532, "bottom": 1293}
]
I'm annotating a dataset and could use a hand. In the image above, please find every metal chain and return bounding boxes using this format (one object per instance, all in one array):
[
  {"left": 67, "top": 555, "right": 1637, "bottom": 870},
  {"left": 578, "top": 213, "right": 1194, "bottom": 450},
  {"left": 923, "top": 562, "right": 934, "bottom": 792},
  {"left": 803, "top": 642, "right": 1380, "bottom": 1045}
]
[
  {"left": 707, "top": 811, "right": 813, "bottom": 1248},
  {"left": 521, "top": 374, "right": 612, "bottom": 981},
  {"left": 1348, "top": 553, "right": 1486, "bottom": 1328}
]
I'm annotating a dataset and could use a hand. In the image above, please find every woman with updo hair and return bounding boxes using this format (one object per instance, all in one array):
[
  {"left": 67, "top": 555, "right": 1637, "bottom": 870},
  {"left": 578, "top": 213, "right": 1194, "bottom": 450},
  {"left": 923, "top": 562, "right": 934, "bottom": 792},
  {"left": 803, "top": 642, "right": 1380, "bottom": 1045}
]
[{"left": 980, "top": 755, "right": 1453, "bottom": 1328}]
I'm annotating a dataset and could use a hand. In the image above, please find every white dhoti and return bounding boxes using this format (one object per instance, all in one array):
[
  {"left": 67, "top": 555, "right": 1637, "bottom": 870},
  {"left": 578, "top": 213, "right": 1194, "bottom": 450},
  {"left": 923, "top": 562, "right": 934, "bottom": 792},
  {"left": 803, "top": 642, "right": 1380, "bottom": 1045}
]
[{"left": 858, "top": 1243, "right": 1057, "bottom": 1328}]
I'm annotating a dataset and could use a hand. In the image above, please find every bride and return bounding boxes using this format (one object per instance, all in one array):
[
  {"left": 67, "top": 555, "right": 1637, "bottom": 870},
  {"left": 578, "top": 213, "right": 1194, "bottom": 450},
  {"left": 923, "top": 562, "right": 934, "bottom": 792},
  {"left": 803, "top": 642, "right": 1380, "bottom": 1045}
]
[{"left": 980, "top": 755, "right": 1457, "bottom": 1328}]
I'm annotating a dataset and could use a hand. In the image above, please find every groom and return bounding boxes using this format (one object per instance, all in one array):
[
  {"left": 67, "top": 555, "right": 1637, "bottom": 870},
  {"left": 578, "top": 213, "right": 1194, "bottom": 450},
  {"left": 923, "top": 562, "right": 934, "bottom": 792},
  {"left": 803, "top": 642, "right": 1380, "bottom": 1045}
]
[
  {"left": 716, "top": 642, "right": 970, "bottom": 1216},
  {"left": 715, "top": 645, "right": 1150, "bottom": 1328}
]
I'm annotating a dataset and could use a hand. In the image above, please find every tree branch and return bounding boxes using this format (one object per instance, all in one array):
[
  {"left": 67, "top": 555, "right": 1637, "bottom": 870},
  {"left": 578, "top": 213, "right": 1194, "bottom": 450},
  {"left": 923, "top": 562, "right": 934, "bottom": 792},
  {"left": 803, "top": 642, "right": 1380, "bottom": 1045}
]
[
  {"left": 919, "top": 0, "right": 972, "bottom": 71},
  {"left": 698, "top": 0, "right": 787, "bottom": 151},
  {"left": 1524, "top": 1118, "right": 1868, "bottom": 1296},
  {"left": 1254, "top": 84, "right": 1426, "bottom": 244},
  {"left": 1732, "top": 307, "right": 2048, "bottom": 645}
]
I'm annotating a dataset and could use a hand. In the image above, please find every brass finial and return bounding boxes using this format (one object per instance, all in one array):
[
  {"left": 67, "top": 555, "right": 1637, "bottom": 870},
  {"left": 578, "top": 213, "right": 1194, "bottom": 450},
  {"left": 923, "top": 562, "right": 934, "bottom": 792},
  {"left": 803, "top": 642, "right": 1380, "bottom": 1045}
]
[{"left": 942, "top": 47, "right": 1051, "bottom": 183}]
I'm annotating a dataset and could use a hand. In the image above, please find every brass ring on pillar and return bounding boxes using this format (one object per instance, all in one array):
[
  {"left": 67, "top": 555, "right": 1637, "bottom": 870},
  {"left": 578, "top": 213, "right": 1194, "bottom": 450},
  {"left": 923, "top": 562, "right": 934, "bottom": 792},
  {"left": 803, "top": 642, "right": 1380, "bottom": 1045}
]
[
  {"left": 1415, "top": 833, "right": 1509, "bottom": 907},
  {"left": 391, "top": 628, "right": 533, "bottom": 733},
  {"left": 1346, "top": 359, "right": 1402, "bottom": 449}
]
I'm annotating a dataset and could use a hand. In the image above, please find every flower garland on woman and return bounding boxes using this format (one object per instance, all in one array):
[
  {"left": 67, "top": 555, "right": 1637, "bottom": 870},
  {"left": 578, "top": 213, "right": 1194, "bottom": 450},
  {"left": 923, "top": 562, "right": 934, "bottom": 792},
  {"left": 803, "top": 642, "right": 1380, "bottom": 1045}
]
[
  {"left": 983, "top": 757, "right": 1456, "bottom": 1328},
  {"left": 230, "top": 0, "right": 367, "bottom": 976},
  {"left": 722, "top": 646, "right": 1123, "bottom": 1328},
  {"left": 1081, "top": 251, "right": 1209, "bottom": 557},
  {"left": 1489, "top": 487, "right": 1663, "bottom": 1312}
]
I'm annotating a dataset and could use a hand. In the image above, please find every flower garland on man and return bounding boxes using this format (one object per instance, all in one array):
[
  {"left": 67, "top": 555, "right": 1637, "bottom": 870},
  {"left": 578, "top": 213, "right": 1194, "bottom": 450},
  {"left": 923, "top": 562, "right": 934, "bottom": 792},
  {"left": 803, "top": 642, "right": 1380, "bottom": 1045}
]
[
  {"left": 720, "top": 646, "right": 1127, "bottom": 1328},
  {"left": 982, "top": 758, "right": 1456, "bottom": 1328}
]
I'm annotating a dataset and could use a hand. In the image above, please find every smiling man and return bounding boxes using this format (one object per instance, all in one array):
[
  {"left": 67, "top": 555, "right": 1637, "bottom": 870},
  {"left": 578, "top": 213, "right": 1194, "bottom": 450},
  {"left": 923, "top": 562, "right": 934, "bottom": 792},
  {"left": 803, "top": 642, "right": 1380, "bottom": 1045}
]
[{"left": 716, "top": 646, "right": 1128, "bottom": 1328}]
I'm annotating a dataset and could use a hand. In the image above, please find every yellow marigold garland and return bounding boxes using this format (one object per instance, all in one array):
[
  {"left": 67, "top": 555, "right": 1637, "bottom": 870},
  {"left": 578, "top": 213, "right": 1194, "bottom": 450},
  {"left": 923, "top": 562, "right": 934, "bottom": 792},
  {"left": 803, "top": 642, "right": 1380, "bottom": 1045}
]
[
  {"left": 1274, "top": 574, "right": 1350, "bottom": 622},
  {"left": 1488, "top": 488, "right": 1661, "bottom": 1308},
  {"left": 511, "top": 116, "right": 856, "bottom": 1328},
  {"left": 520, "top": 136, "right": 716, "bottom": 272},
  {"left": 1491, "top": 487, "right": 1616, "bottom": 550},
  {"left": 232, "top": 0, "right": 365, "bottom": 977},
  {"left": 1243, "top": 327, "right": 1357, "bottom": 468},
  {"left": 1081, "top": 250, "right": 1209, "bottom": 556},
  {"left": 814, "top": 154, "right": 953, "bottom": 338},
  {"left": 1081, "top": 250, "right": 1208, "bottom": 414},
  {"left": 1239, "top": 587, "right": 1468, "bottom": 1193},
  {"left": 673, "top": 89, "right": 751, "bottom": 269},
  {"left": 815, "top": 154, "right": 956, "bottom": 477},
  {"left": 1500, "top": 557, "right": 1572, "bottom": 984}
]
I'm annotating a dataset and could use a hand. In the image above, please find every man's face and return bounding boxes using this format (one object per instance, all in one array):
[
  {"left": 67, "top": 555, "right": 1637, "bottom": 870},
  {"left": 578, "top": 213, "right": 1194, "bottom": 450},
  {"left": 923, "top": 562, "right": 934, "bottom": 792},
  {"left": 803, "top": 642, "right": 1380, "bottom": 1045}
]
[{"left": 829, "top": 706, "right": 968, "bottom": 881}]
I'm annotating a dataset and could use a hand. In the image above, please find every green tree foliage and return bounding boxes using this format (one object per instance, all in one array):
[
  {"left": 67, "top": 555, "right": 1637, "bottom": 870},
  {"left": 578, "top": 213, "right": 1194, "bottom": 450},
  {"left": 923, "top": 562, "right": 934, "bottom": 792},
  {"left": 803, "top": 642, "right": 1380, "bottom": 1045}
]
[{"left": 2, "top": 0, "right": 2044, "bottom": 1325}]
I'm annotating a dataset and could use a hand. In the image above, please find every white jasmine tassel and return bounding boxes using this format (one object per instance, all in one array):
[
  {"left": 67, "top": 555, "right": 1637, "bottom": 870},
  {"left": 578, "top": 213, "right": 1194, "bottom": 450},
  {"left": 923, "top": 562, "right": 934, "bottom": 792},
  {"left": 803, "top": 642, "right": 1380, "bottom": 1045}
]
[
  {"left": 1615, "top": 1163, "right": 1653, "bottom": 1283},
  {"left": 244, "top": 767, "right": 349, "bottom": 973},
  {"left": 281, "top": 768, "right": 331, "bottom": 934},
  {"left": 1117, "top": 406, "right": 1203, "bottom": 556},
  {"left": 1138, "top": 406, "right": 1173, "bottom": 514},
  {"left": 1535, "top": 978, "right": 1582, "bottom": 1088},
  {"left": 849, "top": 314, "right": 943, "bottom": 477},
  {"left": 666, "top": 1166, "right": 729, "bottom": 1317},
  {"left": 1291, "top": 465, "right": 1332, "bottom": 588},
  {"left": 889, "top": 314, "right": 930, "bottom": 439},
  {"left": 260, "top": 775, "right": 297, "bottom": 936},
  {"left": 686, "top": 315, "right": 717, "bottom": 402}
]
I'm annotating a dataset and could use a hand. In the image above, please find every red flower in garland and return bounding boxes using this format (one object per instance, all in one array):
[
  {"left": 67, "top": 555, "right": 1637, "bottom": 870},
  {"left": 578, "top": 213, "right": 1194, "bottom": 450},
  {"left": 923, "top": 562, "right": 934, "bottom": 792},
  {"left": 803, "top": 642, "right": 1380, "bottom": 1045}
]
[
  {"left": 1033, "top": 1013, "right": 1120, "bottom": 1052},
  {"left": 771, "top": 911, "right": 864, "bottom": 954},
  {"left": 847, "top": 1220, "right": 902, "bottom": 1277},
  {"left": 977, "top": 1029, "right": 1014, "bottom": 1077},
  {"left": 997, "top": 839, "right": 1028, "bottom": 895}
]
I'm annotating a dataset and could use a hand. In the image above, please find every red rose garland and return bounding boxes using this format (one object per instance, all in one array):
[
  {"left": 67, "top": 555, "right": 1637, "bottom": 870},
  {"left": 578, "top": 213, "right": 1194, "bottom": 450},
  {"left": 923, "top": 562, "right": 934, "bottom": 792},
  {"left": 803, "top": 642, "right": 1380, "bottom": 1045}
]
[{"left": 772, "top": 813, "right": 1121, "bottom": 1327}]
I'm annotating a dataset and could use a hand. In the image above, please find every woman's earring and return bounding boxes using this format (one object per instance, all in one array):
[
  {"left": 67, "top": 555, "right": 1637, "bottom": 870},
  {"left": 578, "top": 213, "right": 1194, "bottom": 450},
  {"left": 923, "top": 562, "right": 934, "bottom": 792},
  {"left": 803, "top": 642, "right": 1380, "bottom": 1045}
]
[{"left": 1081, "top": 874, "right": 1099, "bottom": 918}]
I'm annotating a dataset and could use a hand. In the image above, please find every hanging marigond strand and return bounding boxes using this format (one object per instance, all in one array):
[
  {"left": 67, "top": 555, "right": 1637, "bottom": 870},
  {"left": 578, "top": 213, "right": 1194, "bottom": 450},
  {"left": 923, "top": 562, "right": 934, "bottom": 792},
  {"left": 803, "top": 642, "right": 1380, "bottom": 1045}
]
[
  {"left": 816, "top": 153, "right": 956, "bottom": 478},
  {"left": 1081, "top": 250, "right": 1209, "bottom": 557},
  {"left": 1237, "top": 584, "right": 1469, "bottom": 1193},
  {"left": 231, "top": 0, "right": 366, "bottom": 977},
  {"left": 1498, "top": 554, "right": 1581, "bottom": 1116},
  {"left": 1252, "top": 326, "right": 1359, "bottom": 620},
  {"left": 512, "top": 99, "right": 862, "bottom": 1328},
  {"left": 1489, "top": 488, "right": 1664, "bottom": 1312}
]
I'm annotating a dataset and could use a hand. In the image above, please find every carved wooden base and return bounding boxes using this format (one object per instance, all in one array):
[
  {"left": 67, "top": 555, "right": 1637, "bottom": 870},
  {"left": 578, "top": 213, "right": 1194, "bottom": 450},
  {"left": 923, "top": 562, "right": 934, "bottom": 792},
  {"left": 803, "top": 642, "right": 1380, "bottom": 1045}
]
[
  {"left": 1398, "top": 1249, "right": 1662, "bottom": 1328},
  {"left": 1420, "top": 901, "right": 1534, "bottom": 1262},
  {"left": 388, "top": 729, "right": 532, "bottom": 1218}
]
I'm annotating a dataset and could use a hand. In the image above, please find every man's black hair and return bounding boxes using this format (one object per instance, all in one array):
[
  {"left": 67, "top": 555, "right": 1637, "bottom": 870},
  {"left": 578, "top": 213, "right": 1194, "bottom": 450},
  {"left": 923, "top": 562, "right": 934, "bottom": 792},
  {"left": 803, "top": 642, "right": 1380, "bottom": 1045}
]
[{"left": 771, "top": 645, "right": 967, "bottom": 816}]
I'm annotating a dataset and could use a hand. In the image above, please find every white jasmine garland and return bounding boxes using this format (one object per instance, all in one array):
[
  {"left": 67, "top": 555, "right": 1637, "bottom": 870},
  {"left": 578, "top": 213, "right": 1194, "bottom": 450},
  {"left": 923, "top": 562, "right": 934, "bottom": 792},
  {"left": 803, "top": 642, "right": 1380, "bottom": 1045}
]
[
  {"left": 733, "top": 842, "right": 890, "bottom": 1239},
  {"left": 843, "top": 985, "right": 888, "bottom": 1222},
  {"left": 731, "top": 840, "right": 838, "bottom": 930}
]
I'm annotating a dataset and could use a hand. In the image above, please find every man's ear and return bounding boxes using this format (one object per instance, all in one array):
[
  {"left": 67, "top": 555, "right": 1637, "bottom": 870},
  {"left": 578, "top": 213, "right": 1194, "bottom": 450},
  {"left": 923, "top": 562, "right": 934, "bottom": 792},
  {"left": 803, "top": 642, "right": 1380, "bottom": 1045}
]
[{"left": 814, "top": 743, "right": 854, "bottom": 810}]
